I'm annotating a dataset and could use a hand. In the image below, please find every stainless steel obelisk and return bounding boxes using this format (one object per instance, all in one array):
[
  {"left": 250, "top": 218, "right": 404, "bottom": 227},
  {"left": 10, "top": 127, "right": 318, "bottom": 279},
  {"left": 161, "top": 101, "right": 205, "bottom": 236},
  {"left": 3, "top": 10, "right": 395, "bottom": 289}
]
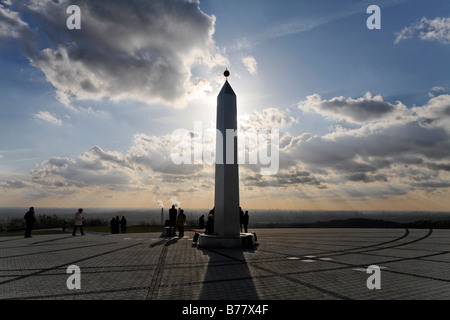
[
  {"left": 199, "top": 70, "right": 249, "bottom": 248},
  {"left": 214, "top": 70, "right": 240, "bottom": 237}
]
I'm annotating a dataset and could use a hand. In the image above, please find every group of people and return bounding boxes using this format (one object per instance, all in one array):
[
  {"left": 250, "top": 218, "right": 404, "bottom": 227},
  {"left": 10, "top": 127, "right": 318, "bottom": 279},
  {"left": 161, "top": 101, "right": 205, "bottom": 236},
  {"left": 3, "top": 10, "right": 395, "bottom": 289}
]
[
  {"left": 23, "top": 207, "right": 85, "bottom": 238},
  {"left": 198, "top": 207, "right": 250, "bottom": 235},
  {"left": 110, "top": 216, "right": 127, "bottom": 234},
  {"left": 23, "top": 205, "right": 250, "bottom": 239},
  {"left": 23, "top": 207, "right": 129, "bottom": 238},
  {"left": 168, "top": 205, "right": 186, "bottom": 238}
]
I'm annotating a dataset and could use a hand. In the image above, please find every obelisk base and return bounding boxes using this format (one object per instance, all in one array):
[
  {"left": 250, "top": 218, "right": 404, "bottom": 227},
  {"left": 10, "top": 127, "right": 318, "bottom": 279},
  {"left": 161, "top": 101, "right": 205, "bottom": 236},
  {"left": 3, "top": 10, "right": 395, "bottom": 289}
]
[{"left": 198, "top": 233, "right": 256, "bottom": 248}]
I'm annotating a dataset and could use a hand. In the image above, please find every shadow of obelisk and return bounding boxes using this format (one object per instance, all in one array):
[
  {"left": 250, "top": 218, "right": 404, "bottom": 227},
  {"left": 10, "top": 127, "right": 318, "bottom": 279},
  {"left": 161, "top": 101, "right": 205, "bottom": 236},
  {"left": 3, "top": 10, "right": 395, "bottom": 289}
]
[{"left": 199, "top": 70, "right": 254, "bottom": 248}]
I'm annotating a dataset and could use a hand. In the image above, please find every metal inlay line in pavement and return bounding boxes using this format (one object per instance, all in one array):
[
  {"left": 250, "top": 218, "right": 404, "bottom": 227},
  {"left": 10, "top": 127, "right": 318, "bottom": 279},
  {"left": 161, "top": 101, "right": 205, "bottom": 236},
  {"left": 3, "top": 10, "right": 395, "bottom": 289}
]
[
  {"left": 145, "top": 237, "right": 179, "bottom": 300},
  {"left": 0, "top": 242, "right": 142, "bottom": 286}
]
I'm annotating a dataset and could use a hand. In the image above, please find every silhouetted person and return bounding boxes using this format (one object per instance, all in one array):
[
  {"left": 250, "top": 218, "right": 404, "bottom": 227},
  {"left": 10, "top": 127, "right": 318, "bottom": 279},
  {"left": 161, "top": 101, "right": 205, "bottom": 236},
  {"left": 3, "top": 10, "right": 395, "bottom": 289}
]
[
  {"left": 62, "top": 220, "right": 67, "bottom": 232},
  {"left": 243, "top": 210, "right": 249, "bottom": 233},
  {"left": 199, "top": 215, "right": 205, "bottom": 229},
  {"left": 239, "top": 207, "right": 244, "bottom": 232},
  {"left": 110, "top": 217, "right": 116, "bottom": 234},
  {"left": 121, "top": 216, "right": 127, "bottom": 234},
  {"left": 205, "top": 213, "right": 214, "bottom": 235},
  {"left": 115, "top": 216, "right": 120, "bottom": 234},
  {"left": 72, "top": 208, "right": 85, "bottom": 236},
  {"left": 176, "top": 209, "right": 186, "bottom": 238},
  {"left": 24, "top": 207, "right": 36, "bottom": 238},
  {"left": 169, "top": 205, "right": 177, "bottom": 236}
]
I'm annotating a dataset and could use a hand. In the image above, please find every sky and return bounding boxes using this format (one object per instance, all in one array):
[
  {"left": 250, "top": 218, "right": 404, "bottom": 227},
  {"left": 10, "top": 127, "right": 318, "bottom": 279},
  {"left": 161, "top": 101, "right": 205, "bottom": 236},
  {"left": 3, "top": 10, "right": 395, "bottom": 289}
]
[{"left": 0, "top": 0, "right": 449, "bottom": 211}]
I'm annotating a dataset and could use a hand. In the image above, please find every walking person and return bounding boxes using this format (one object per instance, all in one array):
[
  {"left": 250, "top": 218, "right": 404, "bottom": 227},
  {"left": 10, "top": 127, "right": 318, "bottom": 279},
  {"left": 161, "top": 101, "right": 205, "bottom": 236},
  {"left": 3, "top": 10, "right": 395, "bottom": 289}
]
[
  {"left": 24, "top": 207, "right": 36, "bottom": 238},
  {"left": 176, "top": 209, "right": 186, "bottom": 238},
  {"left": 72, "top": 208, "right": 85, "bottom": 236},
  {"left": 243, "top": 210, "right": 249, "bottom": 233}
]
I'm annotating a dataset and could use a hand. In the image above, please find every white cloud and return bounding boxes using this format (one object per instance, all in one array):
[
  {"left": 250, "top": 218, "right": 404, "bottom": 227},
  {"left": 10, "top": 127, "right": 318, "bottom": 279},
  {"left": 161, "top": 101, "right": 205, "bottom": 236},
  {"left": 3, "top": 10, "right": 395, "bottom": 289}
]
[
  {"left": 33, "top": 111, "right": 63, "bottom": 126},
  {"left": 242, "top": 55, "right": 258, "bottom": 75},
  {"left": 273, "top": 92, "right": 450, "bottom": 199},
  {"left": 413, "top": 94, "right": 450, "bottom": 131},
  {"left": 1, "top": 180, "right": 28, "bottom": 189},
  {"left": 0, "top": 3, "right": 28, "bottom": 39},
  {"left": 298, "top": 92, "right": 411, "bottom": 124},
  {"left": 239, "top": 108, "right": 296, "bottom": 131},
  {"left": 428, "top": 86, "right": 445, "bottom": 97},
  {"left": 395, "top": 17, "right": 450, "bottom": 44}
]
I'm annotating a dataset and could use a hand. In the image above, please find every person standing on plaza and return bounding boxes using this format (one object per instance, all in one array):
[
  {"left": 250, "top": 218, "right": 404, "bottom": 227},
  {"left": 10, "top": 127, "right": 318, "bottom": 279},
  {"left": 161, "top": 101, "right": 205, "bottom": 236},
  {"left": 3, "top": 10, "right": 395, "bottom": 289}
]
[
  {"left": 72, "top": 208, "right": 85, "bottom": 236},
  {"left": 239, "top": 207, "right": 244, "bottom": 232},
  {"left": 115, "top": 216, "right": 120, "bottom": 234},
  {"left": 120, "top": 216, "right": 127, "bottom": 234},
  {"left": 205, "top": 213, "right": 214, "bottom": 235},
  {"left": 199, "top": 215, "right": 205, "bottom": 229},
  {"left": 176, "top": 209, "right": 186, "bottom": 238},
  {"left": 110, "top": 217, "right": 116, "bottom": 234},
  {"left": 24, "top": 207, "right": 36, "bottom": 238},
  {"left": 169, "top": 205, "right": 178, "bottom": 236},
  {"left": 243, "top": 210, "right": 249, "bottom": 233}
]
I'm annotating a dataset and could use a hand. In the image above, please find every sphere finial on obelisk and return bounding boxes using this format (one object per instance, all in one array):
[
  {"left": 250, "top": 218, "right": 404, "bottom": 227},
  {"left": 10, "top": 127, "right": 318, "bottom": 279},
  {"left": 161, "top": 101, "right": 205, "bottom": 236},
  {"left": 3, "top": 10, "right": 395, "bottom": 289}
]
[{"left": 224, "top": 68, "right": 230, "bottom": 78}]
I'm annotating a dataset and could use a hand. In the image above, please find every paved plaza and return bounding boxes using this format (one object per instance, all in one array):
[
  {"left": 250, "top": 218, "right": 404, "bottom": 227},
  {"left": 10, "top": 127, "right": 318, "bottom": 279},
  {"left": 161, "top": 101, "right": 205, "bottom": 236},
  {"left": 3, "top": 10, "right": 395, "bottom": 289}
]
[{"left": 1, "top": 228, "right": 449, "bottom": 300}]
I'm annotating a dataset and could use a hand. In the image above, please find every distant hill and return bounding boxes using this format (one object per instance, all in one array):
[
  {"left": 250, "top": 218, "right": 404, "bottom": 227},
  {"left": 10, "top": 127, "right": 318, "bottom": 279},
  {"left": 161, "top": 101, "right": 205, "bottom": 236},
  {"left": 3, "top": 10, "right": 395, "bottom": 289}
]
[{"left": 255, "top": 217, "right": 450, "bottom": 229}]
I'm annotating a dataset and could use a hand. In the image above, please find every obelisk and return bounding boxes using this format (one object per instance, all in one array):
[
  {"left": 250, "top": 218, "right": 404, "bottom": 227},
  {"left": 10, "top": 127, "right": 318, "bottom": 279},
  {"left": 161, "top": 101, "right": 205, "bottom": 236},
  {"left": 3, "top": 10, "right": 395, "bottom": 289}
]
[
  {"left": 214, "top": 70, "right": 240, "bottom": 238},
  {"left": 199, "top": 70, "right": 244, "bottom": 248}
]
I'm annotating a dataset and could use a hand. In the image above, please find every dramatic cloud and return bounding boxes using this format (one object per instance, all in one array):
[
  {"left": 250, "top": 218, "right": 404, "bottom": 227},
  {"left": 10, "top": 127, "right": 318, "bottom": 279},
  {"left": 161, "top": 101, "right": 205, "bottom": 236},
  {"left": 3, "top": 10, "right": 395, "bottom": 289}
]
[
  {"left": 285, "top": 92, "right": 450, "bottom": 199},
  {"left": 395, "top": 17, "right": 450, "bottom": 44},
  {"left": 2, "top": 93, "right": 450, "bottom": 206},
  {"left": 33, "top": 111, "right": 62, "bottom": 126},
  {"left": 242, "top": 55, "right": 258, "bottom": 75},
  {"left": 0, "top": 0, "right": 228, "bottom": 108},
  {"left": 298, "top": 92, "right": 410, "bottom": 124},
  {"left": 9, "top": 131, "right": 211, "bottom": 200}
]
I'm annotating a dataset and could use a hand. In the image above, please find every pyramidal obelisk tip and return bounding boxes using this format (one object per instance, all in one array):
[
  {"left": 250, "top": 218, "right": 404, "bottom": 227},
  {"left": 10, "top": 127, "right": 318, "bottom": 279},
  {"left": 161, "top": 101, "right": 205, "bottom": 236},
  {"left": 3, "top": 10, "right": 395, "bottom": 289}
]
[{"left": 219, "top": 69, "right": 235, "bottom": 96}]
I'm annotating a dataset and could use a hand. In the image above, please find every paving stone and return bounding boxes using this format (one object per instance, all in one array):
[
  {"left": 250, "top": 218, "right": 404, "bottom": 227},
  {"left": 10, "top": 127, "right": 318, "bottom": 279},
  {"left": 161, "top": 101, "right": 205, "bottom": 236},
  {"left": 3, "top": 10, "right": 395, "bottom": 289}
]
[{"left": 1, "top": 228, "right": 449, "bottom": 300}]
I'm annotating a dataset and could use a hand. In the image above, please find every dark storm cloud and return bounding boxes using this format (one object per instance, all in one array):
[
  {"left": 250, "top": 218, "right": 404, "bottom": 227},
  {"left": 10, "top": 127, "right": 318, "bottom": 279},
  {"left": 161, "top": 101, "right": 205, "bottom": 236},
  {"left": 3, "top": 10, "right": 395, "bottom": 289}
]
[
  {"left": 293, "top": 121, "right": 450, "bottom": 171},
  {"left": 1, "top": 0, "right": 221, "bottom": 106}
]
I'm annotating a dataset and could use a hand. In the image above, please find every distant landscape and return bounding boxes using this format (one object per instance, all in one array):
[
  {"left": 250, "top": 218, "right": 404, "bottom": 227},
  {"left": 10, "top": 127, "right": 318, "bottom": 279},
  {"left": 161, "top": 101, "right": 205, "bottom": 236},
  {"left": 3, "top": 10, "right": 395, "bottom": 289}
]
[{"left": 1, "top": 207, "right": 450, "bottom": 232}]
